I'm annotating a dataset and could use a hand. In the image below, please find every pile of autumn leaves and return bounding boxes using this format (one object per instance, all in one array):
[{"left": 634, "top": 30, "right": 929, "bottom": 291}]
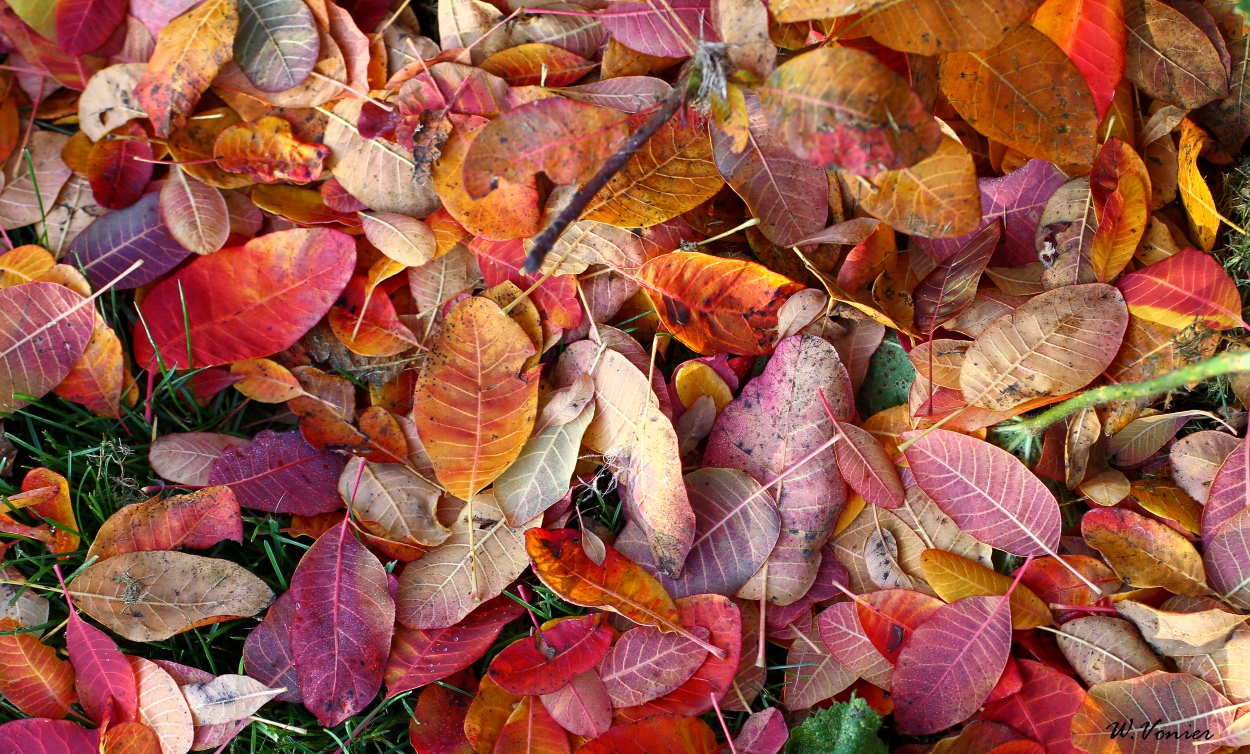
[{"left": 4, "top": 0, "right": 1250, "bottom": 749}]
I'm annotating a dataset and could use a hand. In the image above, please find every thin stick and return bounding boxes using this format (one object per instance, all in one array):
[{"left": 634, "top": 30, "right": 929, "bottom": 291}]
[
  {"left": 521, "top": 68, "right": 691, "bottom": 273},
  {"left": 755, "top": 567, "right": 767, "bottom": 668},
  {"left": 696, "top": 217, "right": 760, "bottom": 246},
  {"left": 710, "top": 693, "right": 739, "bottom": 754}
]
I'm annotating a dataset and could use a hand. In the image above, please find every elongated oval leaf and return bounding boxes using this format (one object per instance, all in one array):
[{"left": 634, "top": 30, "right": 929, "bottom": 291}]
[
  {"left": 540, "top": 670, "right": 611, "bottom": 740},
  {"left": 209, "top": 429, "right": 346, "bottom": 515},
  {"left": 129, "top": 657, "right": 193, "bottom": 754},
  {"left": 1056, "top": 615, "right": 1165, "bottom": 687},
  {"left": 1117, "top": 248, "right": 1246, "bottom": 331},
  {"left": 959, "top": 283, "right": 1129, "bottom": 411},
  {"left": 494, "top": 403, "right": 594, "bottom": 527},
  {"left": 1072, "top": 671, "right": 1233, "bottom": 754},
  {"left": 0, "top": 617, "right": 76, "bottom": 719},
  {"left": 71, "top": 551, "right": 275, "bottom": 642},
  {"left": 134, "top": 228, "right": 355, "bottom": 369},
  {"left": 1124, "top": 0, "right": 1229, "bottom": 109},
  {"left": 903, "top": 429, "right": 1062, "bottom": 557},
  {"left": 892, "top": 595, "right": 1012, "bottom": 734},
  {"left": 159, "top": 169, "right": 228, "bottom": 257},
  {"left": 87, "top": 487, "right": 243, "bottom": 561},
  {"left": 385, "top": 597, "right": 522, "bottom": 697},
  {"left": 135, "top": 0, "right": 239, "bottom": 138},
  {"left": 1171, "top": 430, "right": 1240, "bottom": 505},
  {"left": 148, "top": 435, "right": 250, "bottom": 488},
  {"left": 242, "top": 591, "right": 300, "bottom": 704},
  {"left": 290, "top": 522, "right": 394, "bottom": 727},
  {"left": 414, "top": 296, "right": 538, "bottom": 500},
  {"left": 75, "top": 193, "right": 192, "bottom": 290},
  {"left": 1204, "top": 505, "right": 1250, "bottom": 610},
  {"left": 0, "top": 282, "right": 94, "bottom": 412},
  {"left": 235, "top": 0, "right": 319, "bottom": 93},
  {"left": 67, "top": 606, "right": 137, "bottom": 726},
  {"left": 489, "top": 614, "right": 611, "bottom": 696},
  {"left": 1083, "top": 507, "right": 1209, "bottom": 596},
  {"left": 599, "top": 625, "right": 709, "bottom": 707},
  {"left": 919, "top": 549, "right": 1054, "bottom": 629},
  {"left": 339, "top": 458, "right": 448, "bottom": 549}
]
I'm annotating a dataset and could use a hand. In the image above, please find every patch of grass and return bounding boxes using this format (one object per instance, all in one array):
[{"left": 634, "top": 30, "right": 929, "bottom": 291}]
[{"left": 0, "top": 267, "right": 797, "bottom": 752}]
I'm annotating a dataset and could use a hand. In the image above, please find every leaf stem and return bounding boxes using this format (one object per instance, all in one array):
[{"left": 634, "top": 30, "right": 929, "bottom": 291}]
[{"left": 999, "top": 350, "right": 1250, "bottom": 438}]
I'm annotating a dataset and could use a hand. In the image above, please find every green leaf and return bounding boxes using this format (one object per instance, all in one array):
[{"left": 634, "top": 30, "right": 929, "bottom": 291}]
[
  {"left": 855, "top": 331, "right": 916, "bottom": 418},
  {"left": 789, "top": 696, "right": 888, "bottom": 754}
]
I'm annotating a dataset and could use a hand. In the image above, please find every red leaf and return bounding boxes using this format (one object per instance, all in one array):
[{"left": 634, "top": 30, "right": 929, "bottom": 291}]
[
  {"left": 385, "top": 597, "right": 524, "bottom": 697},
  {"left": 133, "top": 228, "right": 355, "bottom": 369},
  {"left": 56, "top": 0, "right": 128, "bottom": 56},
  {"left": 856, "top": 589, "right": 945, "bottom": 665},
  {"left": 1117, "top": 248, "right": 1246, "bottom": 331},
  {"left": 87, "top": 487, "right": 243, "bottom": 561},
  {"left": 0, "top": 616, "right": 76, "bottom": 719},
  {"left": 67, "top": 605, "right": 138, "bottom": 726},
  {"left": 86, "top": 122, "right": 153, "bottom": 210},
  {"left": 981, "top": 660, "right": 1086, "bottom": 754},
  {"left": 579, "top": 714, "right": 719, "bottom": 754},
  {"left": 487, "top": 614, "right": 612, "bottom": 696},
  {"left": 1033, "top": 0, "right": 1126, "bottom": 118},
  {"left": 290, "top": 522, "right": 395, "bottom": 727},
  {"left": 0, "top": 719, "right": 99, "bottom": 754},
  {"left": 892, "top": 596, "right": 1013, "bottom": 735},
  {"left": 408, "top": 670, "right": 476, "bottom": 754}
]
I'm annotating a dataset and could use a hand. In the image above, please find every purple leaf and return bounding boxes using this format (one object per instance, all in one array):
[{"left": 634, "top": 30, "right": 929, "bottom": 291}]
[
  {"left": 767, "top": 545, "right": 849, "bottom": 630},
  {"left": 290, "top": 522, "right": 394, "bottom": 727},
  {"left": 539, "top": 671, "right": 612, "bottom": 739},
  {"left": 913, "top": 220, "right": 1000, "bottom": 335},
  {"left": 243, "top": 591, "right": 301, "bottom": 704},
  {"left": 892, "top": 595, "right": 1013, "bottom": 734},
  {"left": 915, "top": 159, "right": 1067, "bottom": 265},
  {"left": 712, "top": 93, "right": 829, "bottom": 247},
  {"left": 1204, "top": 505, "right": 1250, "bottom": 610},
  {"left": 598, "top": 624, "right": 710, "bottom": 707},
  {"left": 1201, "top": 436, "right": 1249, "bottom": 539},
  {"left": 703, "top": 335, "right": 853, "bottom": 605},
  {"left": 73, "top": 193, "right": 191, "bottom": 289},
  {"left": 209, "top": 429, "right": 347, "bottom": 515}
]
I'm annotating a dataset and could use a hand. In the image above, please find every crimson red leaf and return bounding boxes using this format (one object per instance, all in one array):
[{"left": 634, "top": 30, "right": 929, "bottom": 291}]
[
  {"left": 893, "top": 595, "right": 1013, "bottom": 735},
  {"left": 290, "top": 522, "right": 395, "bottom": 727},
  {"left": 408, "top": 670, "right": 476, "bottom": 754},
  {"left": 134, "top": 228, "right": 355, "bottom": 369},
  {"left": 385, "top": 597, "right": 523, "bottom": 697},
  {"left": 488, "top": 614, "right": 612, "bottom": 696},
  {"left": 579, "top": 714, "right": 718, "bottom": 754},
  {"left": 980, "top": 659, "right": 1085, "bottom": 754},
  {"left": 208, "top": 429, "right": 347, "bottom": 515},
  {"left": 56, "top": 0, "right": 128, "bottom": 55},
  {"left": 471, "top": 237, "right": 582, "bottom": 329},
  {"left": 67, "top": 606, "right": 137, "bottom": 726}
]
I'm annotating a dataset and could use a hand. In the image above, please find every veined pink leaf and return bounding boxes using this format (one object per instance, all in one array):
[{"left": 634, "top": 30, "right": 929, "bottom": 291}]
[
  {"left": 66, "top": 603, "right": 137, "bottom": 727},
  {"left": 903, "top": 429, "right": 1062, "bottom": 557},
  {"left": 1201, "top": 436, "right": 1249, "bottom": 539},
  {"left": 0, "top": 719, "right": 99, "bottom": 754},
  {"left": 539, "top": 670, "right": 612, "bottom": 740},
  {"left": 1204, "top": 505, "right": 1250, "bottom": 610},
  {"left": 832, "top": 422, "right": 905, "bottom": 509},
  {"left": 209, "top": 429, "right": 347, "bottom": 516},
  {"left": 782, "top": 622, "right": 856, "bottom": 711},
  {"left": 75, "top": 185, "right": 191, "bottom": 290},
  {"left": 1170, "top": 430, "right": 1240, "bottom": 505},
  {"left": 598, "top": 624, "right": 710, "bottom": 707},
  {"left": 817, "top": 601, "right": 894, "bottom": 690},
  {"left": 599, "top": 0, "right": 715, "bottom": 58},
  {"left": 612, "top": 594, "right": 742, "bottom": 720},
  {"left": 703, "top": 335, "right": 853, "bottom": 605},
  {"left": 290, "top": 521, "right": 395, "bottom": 727},
  {"left": 0, "top": 282, "right": 95, "bottom": 412},
  {"left": 892, "top": 595, "right": 1013, "bottom": 734}
]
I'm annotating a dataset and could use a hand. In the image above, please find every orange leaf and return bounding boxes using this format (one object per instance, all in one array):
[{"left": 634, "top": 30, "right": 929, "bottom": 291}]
[
  {"left": 53, "top": 324, "right": 125, "bottom": 418},
  {"left": 478, "top": 43, "right": 596, "bottom": 87},
  {"left": 432, "top": 117, "right": 541, "bottom": 241},
  {"left": 213, "top": 116, "right": 331, "bottom": 184},
  {"left": 86, "top": 486, "right": 243, "bottom": 561},
  {"left": 637, "top": 251, "right": 804, "bottom": 355},
  {"left": 21, "top": 468, "right": 77, "bottom": 557},
  {"left": 1116, "top": 248, "right": 1246, "bottom": 330},
  {"left": 326, "top": 275, "right": 419, "bottom": 358},
  {"left": 0, "top": 617, "right": 76, "bottom": 719},
  {"left": 229, "top": 358, "right": 303, "bottom": 404},
  {"left": 103, "top": 722, "right": 163, "bottom": 754},
  {"left": 1032, "top": 0, "right": 1126, "bottom": 118},
  {"left": 414, "top": 296, "right": 538, "bottom": 499},
  {"left": 134, "top": 0, "right": 240, "bottom": 138}
]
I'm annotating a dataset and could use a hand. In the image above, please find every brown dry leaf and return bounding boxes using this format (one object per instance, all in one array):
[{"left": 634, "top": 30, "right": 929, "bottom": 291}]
[
  {"left": 960, "top": 283, "right": 1129, "bottom": 411},
  {"left": 180, "top": 674, "right": 284, "bottom": 725},
  {"left": 1125, "top": 0, "right": 1230, "bottom": 109},
  {"left": 1082, "top": 508, "right": 1211, "bottom": 596},
  {"left": 324, "top": 99, "right": 441, "bottom": 218},
  {"left": 1117, "top": 600, "right": 1248, "bottom": 657},
  {"left": 71, "top": 551, "right": 275, "bottom": 642},
  {"left": 339, "top": 458, "right": 450, "bottom": 549},
  {"left": 1056, "top": 615, "right": 1166, "bottom": 687},
  {"left": 938, "top": 26, "right": 1099, "bottom": 168}
]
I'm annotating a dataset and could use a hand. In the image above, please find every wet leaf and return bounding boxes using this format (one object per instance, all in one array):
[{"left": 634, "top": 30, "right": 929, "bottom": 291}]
[{"left": 87, "top": 487, "right": 243, "bottom": 561}]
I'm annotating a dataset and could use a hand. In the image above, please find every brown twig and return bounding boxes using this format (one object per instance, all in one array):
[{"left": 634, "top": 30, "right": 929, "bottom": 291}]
[{"left": 520, "top": 67, "right": 693, "bottom": 274}]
